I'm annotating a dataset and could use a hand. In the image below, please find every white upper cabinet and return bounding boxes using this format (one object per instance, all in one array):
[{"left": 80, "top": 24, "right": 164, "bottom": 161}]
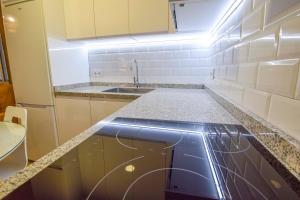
[
  {"left": 94, "top": 0, "right": 129, "bottom": 37},
  {"left": 63, "top": 0, "right": 170, "bottom": 39},
  {"left": 63, "top": 0, "right": 95, "bottom": 39},
  {"left": 129, "top": 0, "right": 169, "bottom": 34}
]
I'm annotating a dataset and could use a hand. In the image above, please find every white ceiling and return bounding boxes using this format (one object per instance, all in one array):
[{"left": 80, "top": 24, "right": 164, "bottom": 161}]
[{"left": 174, "top": 0, "right": 236, "bottom": 32}]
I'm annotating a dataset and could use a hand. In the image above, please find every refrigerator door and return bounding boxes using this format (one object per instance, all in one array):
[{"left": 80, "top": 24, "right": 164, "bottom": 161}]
[
  {"left": 20, "top": 104, "right": 58, "bottom": 161},
  {"left": 3, "top": 0, "right": 54, "bottom": 105}
]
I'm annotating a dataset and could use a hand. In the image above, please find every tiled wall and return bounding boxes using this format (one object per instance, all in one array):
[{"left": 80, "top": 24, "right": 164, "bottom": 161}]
[
  {"left": 88, "top": 41, "right": 212, "bottom": 84},
  {"left": 209, "top": 0, "right": 300, "bottom": 141}
]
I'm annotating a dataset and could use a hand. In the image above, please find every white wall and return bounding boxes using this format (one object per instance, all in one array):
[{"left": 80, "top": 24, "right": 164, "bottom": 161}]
[{"left": 48, "top": 47, "right": 90, "bottom": 86}]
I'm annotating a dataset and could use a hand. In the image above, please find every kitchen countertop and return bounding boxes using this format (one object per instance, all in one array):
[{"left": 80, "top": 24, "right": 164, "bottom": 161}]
[
  {"left": 57, "top": 86, "right": 113, "bottom": 93},
  {"left": 54, "top": 85, "right": 240, "bottom": 124},
  {"left": 110, "top": 88, "right": 239, "bottom": 124},
  {"left": 54, "top": 85, "right": 141, "bottom": 100},
  {"left": 55, "top": 85, "right": 239, "bottom": 124},
  {"left": 0, "top": 87, "right": 239, "bottom": 199}
]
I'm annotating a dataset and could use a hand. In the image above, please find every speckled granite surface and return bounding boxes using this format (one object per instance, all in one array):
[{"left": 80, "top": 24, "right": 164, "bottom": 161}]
[
  {"left": 205, "top": 86, "right": 300, "bottom": 182},
  {"left": 54, "top": 82, "right": 204, "bottom": 100},
  {"left": 54, "top": 85, "right": 140, "bottom": 100},
  {"left": 110, "top": 88, "right": 239, "bottom": 124},
  {"left": 54, "top": 82, "right": 204, "bottom": 91},
  {"left": 0, "top": 88, "right": 237, "bottom": 199}
]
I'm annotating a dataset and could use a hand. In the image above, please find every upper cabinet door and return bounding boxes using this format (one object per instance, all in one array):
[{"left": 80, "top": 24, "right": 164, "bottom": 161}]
[
  {"left": 94, "top": 0, "right": 129, "bottom": 37},
  {"left": 129, "top": 0, "right": 169, "bottom": 34},
  {"left": 63, "top": 0, "right": 95, "bottom": 39}
]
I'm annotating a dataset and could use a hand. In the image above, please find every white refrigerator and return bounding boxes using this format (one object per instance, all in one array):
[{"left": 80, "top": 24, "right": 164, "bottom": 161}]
[{"left": 3, "top": 0, "right": 59, "bottom": 161}]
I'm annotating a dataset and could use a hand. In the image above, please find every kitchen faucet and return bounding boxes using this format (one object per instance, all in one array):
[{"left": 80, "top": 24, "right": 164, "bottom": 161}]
[{"left": 133, "top": 59, "right": 140, "bottom": 88}]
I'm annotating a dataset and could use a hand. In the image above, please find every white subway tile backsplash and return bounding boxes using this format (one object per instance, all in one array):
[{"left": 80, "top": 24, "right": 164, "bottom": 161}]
[
  {"left": 296, "top": 70, "right": 300, "bottom": 100},
  {"left": 234, "top": 42, "right": 250, "bottom": 63},
  {"left": 242, "top": 7, "right": 264, "bottom": 38},
  {"left": 231, "top": 84, "right": 244, "bottom": 103},
  {"left": 214, "top": 41, "right": 221, "bottom": 53},
  {"left": 160, "top": 51, "right": 175, "bottom": 59},
  {"left": 243, "top": 88, "right": 271, "bottom": 119},
  {"left": 220, "top": 65, "right": 228, "bottom": 79},
  {"left": 89, "top": 43, "right": 211, "bottom": 84},
  {"left": 162, "top": 44, "right": 181, "bottom": 51},
  {"left": 240, "top": 0, "right": 254, "bottom": 17},
  {"left": 253, "top": 0, "right": 266, "bottom": 9},
  {"left": 106, "top": 48, "right": 121, "bottom": 54},
  {"left": 211, "top": 55, "right": 217, "bottom": 66},
  {"left": 90, "top": 48, "right": 107, "bottom": 55},
  {"left": 174, "top": 50, "right": 190, "bottom": 58},
  {"left": 181, "top": 59, "right": 199, "bottom": 68},
  {"left": 190, "top": 49, "right": 211, "bottom": 58},
  {"left": 214, "top": 66, "right": 221, "bottom": 78},
  {"left": 249, "top": 33, "right": 278, "bottom": 61},
  {"left": 178, "top": 58, "right": 209, "bottom": 68},
  {"left": 224, "top": 48, "right": 234, "bottom": 64},
  {"left": 228, "top": 25, "right": 242, "bottom": 46},
  {"left": 210, "top": 0, "right": 300, "bottom": 142},
  {"left": 256, "top": 59, "right": 299, "bottom": 98},
  {"left": 220, "top": 36, "right": 230, "bottom": 50},
  {"left": 237, "top": 62, "right": 258, "bottom": 88},
  {"left": 278, "top": 16, "right": 300, "bottom": 58},
  {"left": 216, "top": 52, "right": 224, "bottom": 65},
  {"left": 132, "top": 46, "right": 147, "bottom": 53},
  {"left": 226, "top": 64, "right": 239, "bottom": 81},
  {"left": 268, "top": 95, "right": 300, "bottom": 141},
  {"left": 221, "top": 82, "right": 244, "bottom": 104},
  {"left": 118, "top": 46, "right": 133, "bottom": 53}
]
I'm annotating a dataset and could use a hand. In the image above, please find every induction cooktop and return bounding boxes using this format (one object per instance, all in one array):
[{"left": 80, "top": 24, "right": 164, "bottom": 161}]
[{"left": 4, "top": 118, "right": 300, "bottom": 200}]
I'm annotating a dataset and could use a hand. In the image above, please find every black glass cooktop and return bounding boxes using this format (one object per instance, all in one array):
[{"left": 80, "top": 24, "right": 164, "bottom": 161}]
[{"left": 5, "top": 118, "right": 300, "bottom": 200}]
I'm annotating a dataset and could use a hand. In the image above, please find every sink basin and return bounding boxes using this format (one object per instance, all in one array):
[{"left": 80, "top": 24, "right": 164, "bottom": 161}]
[{"left": 103, "top": 87, "right": 154, "bottom": 94}]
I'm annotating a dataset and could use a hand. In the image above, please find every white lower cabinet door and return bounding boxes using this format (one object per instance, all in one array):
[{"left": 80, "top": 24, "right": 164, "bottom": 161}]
[
  {"left": 24, "top": 105, "right": 58, "bottom": 161},
  {"left": 90, "top": 98, "right": 131, "bottom": 124},
  {"left": 55, "top": 97, "right": 92, "bottom": 144}
]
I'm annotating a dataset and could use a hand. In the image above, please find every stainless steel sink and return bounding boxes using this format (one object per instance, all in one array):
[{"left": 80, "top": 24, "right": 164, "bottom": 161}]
[{"left": 102, "top": 87, "right": 154, "bottom": 94}]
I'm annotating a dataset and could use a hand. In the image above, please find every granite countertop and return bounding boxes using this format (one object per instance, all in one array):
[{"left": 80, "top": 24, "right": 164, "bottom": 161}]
[
  {"left": 55, "top": 85, "right": 239, "bottom": 124},
  {"left": 110, "top": 88, "right": 239, "bottom": 124},
  {"left": 54, "top": 85, "right": 141, "bottom": 100},
  {"left": 57, "top": 86, "right": 113, "bottom": 93},
  {"left": 0, "top": 87, "right": 238, "bottom": 199}
]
